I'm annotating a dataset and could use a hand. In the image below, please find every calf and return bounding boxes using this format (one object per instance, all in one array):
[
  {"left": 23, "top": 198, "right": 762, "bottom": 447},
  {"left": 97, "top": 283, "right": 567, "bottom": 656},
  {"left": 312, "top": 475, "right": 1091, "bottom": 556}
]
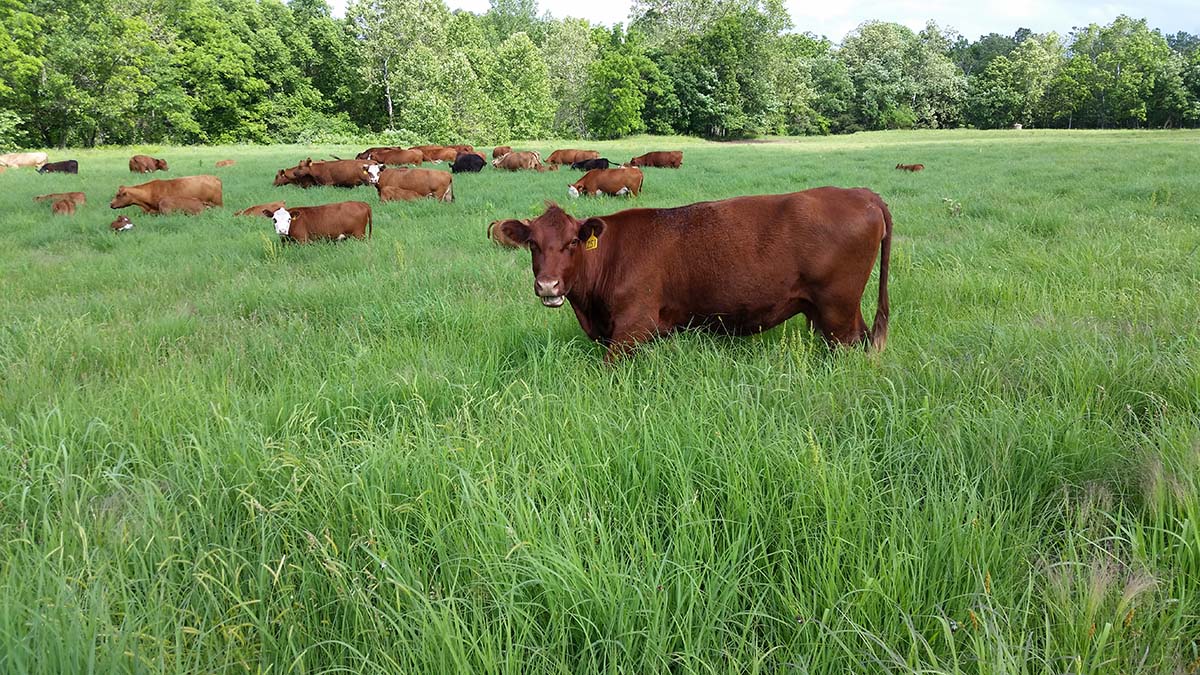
[
  {"left": 493, "top": 187, "right": 892, "bottom": 361},
  {"left": 493, "top": 146, "right": 512, "bottom": 159},
  {"left": 895, "top": 163, "right": 924, "bottom": 172},
  {"left": 157, "top": 196, "right": 209, "bottom": 215},
  {"left": 51, "top": 199, "right": 76, "bottom": 216},
  {"left": 629, "top": 151, "right": 682, "bottom": 168},
  {"left": 0, "top": 151, "right": 48, "bottom": 168},
  {"left": 110, "top": 215, "right": 134, "bottom": 232},
  {"left": 568, "top": 167, "right": 643, "bottom": 198},
  {"left": 571, "top": 157, "right": 612, "bottom": 171},
  {"left": 451, "top": 152, "right": 486, "bottom": 173},
  {"left": 37, "top": 160, "right": 78, "bottom": 174},
  {"left": 547, "top": 149, "right": 600, "bottom": 165},
  {"left": 130, "top": 155, "right": 169, "bottom": 173},
  {"left": 265, "top": 202, "right": 372, "bottom": 243},
  {"left": 236, "top": 201, "right": 286, "bottom": 217},
  {"left": 34, "top": 192, "right": 86, "bottom": 206},
  {"left": 110, "top": 176, "right": 223, "bottom": 214},
  {"left": 366, "top": 166, "right": 453, "bottom": 202},
  {"left": 216, "top": 159, "right": 236, "bottom": 168}
]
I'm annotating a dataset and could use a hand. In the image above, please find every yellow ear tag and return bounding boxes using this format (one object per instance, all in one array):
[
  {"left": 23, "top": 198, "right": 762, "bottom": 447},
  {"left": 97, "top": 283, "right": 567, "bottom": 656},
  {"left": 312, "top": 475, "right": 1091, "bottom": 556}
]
[{"left": 585, "top": 233, "right": 599, "bottom": 250}]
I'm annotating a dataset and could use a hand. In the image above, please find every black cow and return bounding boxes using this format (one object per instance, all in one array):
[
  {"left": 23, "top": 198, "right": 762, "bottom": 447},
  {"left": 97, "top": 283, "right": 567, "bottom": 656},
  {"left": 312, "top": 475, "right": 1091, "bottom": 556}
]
[
  {"left": 451, "top": 152, "right": 486, "bottom": 173},
  {"left": 570, "top": 157, "right": 612, "bottom": 171},
  {"left": 37, "top": 160, "right": 79, "bottom": 174}
]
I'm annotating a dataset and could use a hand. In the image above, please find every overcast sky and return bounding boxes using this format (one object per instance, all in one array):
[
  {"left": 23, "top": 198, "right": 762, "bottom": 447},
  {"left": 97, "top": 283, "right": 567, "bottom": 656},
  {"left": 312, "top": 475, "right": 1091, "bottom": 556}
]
[{"left": 328, "top": 0, "right": 1197, "bottom": 41}]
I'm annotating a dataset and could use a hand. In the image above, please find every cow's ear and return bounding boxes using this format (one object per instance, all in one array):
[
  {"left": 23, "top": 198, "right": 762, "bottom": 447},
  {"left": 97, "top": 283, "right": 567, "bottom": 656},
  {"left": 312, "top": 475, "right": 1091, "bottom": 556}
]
[
  {"left": 498, "top": 219, "right": 532, "bottom": 246},
  {"left": 578, "top": 217, "right": 605, "bottom": 242}
]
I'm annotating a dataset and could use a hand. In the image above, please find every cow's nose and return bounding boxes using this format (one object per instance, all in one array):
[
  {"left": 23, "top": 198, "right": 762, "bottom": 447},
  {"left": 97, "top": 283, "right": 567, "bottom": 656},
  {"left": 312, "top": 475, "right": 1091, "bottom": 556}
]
[{"left": 536, "top": 279, "right": 561, "bottom": 296}]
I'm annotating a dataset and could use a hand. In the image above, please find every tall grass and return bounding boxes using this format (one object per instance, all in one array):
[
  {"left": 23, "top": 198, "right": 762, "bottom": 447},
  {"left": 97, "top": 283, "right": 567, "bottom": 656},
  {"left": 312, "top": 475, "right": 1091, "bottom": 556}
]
[{"left": 0, "top": 130, "right": 1197, "bottom": 673}]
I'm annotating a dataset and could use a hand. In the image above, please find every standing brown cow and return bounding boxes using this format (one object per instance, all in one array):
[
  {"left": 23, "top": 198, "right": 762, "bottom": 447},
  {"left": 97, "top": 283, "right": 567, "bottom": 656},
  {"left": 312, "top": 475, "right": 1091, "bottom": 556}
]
[
  {"left": 493, "top": 187, "right": 892, "bottom": 361},
  {"left": 129, "top": 155, "right": 169, "bottom": 173},
  {"left": 568, "top": 167, "right": 644, "bottom": 198},
  {"left": 547, "top": 149, "right": 600, "bottom": 165},
  {"left": 265, "top": 202, "right": 372, "bottom": 243},
  {"left": 110, "top": 176, "right": 223, "bottom": 214},
  {"left": 493, "top": 151, "right": 554, "bottom": 172},
  {"left": 629, "top": 151, "right": 682, "bottom": 168},
  {"left": 365, "top": 165, "right": 453, "bottom": 201}
]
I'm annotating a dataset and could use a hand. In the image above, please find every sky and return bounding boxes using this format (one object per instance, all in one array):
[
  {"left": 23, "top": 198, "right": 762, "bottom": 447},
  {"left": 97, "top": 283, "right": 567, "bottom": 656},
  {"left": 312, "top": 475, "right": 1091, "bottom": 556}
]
[{"left": 327, "top": 0, "right": 1198, "bottom": 41}]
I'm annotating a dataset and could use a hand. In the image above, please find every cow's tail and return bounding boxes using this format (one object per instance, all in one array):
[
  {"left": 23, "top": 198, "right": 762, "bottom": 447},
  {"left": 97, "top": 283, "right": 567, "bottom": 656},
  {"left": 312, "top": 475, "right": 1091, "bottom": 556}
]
[
  {"left": 368, "top": 209, "right": 373, "bottom": 240},
  {"left": 870, "top": 198, "right": 892, "bottom": 352}
]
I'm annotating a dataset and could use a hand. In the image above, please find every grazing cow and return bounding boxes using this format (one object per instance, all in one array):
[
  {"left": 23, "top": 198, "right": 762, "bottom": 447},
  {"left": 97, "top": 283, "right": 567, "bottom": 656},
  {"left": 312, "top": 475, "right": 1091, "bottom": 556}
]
[
  {"left": 488, "top": 219, "right": 527, "bottom": 248},
  {"left": 0, "top": 151, "right": 49, "bottom": 168},
  {"left": 129, "top": 155, "right": 169, "bottom": 173},
  {"left": 493, "top": 146, "right": 512, "bottom": 159},
  {"left": 37, "top": 160, "right": 78, "bottom": 174},
  {"left": 110, "top": 176, "right": 223, "bottom": 214},
  {"left": 571, "top": 157, "right": 612, "bottom": 171},
  {"left": 264, "top": 201, "right": 372, "bottom": 243},
  {"left": 494, "top": 187, "right": 892, "bottom": 361},
  {"left": 51, "top": 199, "right": 76, "bottom": 216},
  {"left": 291, "top": 158, "right": 378, "bottom": 188},
  {"left": 216, "top": 159, "right": 236, "bottom": 168},
  {"left": 365, "top": 165, "right": 453, "bottom": 202},
  {"left": 493, "top": 151, "right": 554, "bottom": 172},
  {"left": 568, "top": 167, "right": 644, "bottom": 198},
  {"left": 451, "top": 152, "right": 486, "bottom": 173},
  {"left": 629, "top": 151, "right": 682, "bottom": 168},
  {"left": 34, "top": 192, "right": 86, "bottom": 206},
  {"left": 547, "top": 149, "right": 600, "bottom": 165},
  {"left": 236, "top": 201, "right": 286, "bottom": 217},
  {"left": 364, "top": 147, "right": 423, "bottom": 166},
  {"left": 157, "top": 196, "right": 209, "bottom": 215},
  {"left": 111, "top": 215, "right": 134, "bottom": 232},
  {"left": 895, "top": 163, "right": 924, "bottom": 172}
]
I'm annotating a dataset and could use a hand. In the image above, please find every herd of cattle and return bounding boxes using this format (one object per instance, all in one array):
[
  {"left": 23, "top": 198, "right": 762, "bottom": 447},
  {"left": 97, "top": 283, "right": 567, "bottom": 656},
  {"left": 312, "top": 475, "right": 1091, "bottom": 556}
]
[{"left": 12, "top": 142, "right": 904, "bottom": 359}]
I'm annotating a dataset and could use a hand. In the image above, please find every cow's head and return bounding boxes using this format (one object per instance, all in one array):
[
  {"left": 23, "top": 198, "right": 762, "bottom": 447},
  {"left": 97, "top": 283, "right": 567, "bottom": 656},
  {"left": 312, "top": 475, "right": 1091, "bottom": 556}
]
[
  {"left": 364, "top": 164, "right": 383, "bottom": 184},
  {"left": 274, "top": 168, "right": 294, "bottom": 186},
  {"left": 497, "top": 204, "right": 604, "bottom": 308},
  {"left": 110, "top": 187, "right": 133, "bottom": 209},
  {"left": 567, "top": 183, "right": 583, "bottom": 198},
  {"left": 629, "top": 156, "right": 643, "bottom": 167},
  {"left": 262, "top": 207, "right": 292, "bottom": 235},
  {"left": 356, "top": 150, "right": 373, "bottom": 160},
  {"left": 155, "top": 158, "right": 169, "bottom": 171},
  {"left": 111, "top": 215, "right": 134, "bottom": 232}
]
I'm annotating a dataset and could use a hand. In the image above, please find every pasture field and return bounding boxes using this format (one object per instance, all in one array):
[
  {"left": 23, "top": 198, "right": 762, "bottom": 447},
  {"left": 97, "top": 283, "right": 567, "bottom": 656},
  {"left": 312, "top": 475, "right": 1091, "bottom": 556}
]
[{"left": 0, "top": 130, "right": 1198, "bottom": 674}]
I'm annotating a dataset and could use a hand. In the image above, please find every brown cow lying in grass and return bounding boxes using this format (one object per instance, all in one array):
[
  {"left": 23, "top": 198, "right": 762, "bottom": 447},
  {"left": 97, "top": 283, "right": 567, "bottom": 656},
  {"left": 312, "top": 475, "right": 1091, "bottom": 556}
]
[
  {"left": 51, "top": 199, "right": 76, "bottom": 215},
  {"left": 366, "top": 165, "right": 453, "bottom": 201},
  {"left": 236, "top": 201, "right": 285, "bottom": 217},
  {"left": 547, "top": 149, "right": 600, "bottom": 165},
  {"left": 110, "top": 215, "right": 134, "bottom": 232},
  {"left": 110, "top": 176, "right": 223, "bottom": 214},
  {"left": 158, "top": 196, "right": 210, "bottom": 215},
  {"left": 493, "top": 151, "right": 555, "bottom": 172},
  {"left": 895, "top": 163, "right": 925, "bottom": 172},
  {"left": 568, "top": 167, "right": 644, "bottom": 198},
  {"left": 493, "top": 187, "right": 892, "bottom": 361},
  {"left": 629, "top": 151, "right": 682, "bottom": 168},
  {"left": 265, "top": 202, "right": 372, "bottom": 243},
  {"left": 34, "top": 192, "right": 86, "bottom": 206},
  {"left": 129, "top": 155, "right": 168, "bottom": 173},
  {"left": 216, "top": 159, "right": 236, "bottom": 168}
]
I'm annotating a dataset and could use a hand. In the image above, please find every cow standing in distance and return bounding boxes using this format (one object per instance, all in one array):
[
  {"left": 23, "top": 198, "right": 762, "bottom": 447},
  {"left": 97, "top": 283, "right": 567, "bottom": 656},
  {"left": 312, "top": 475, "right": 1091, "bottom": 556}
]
[
  {"left": 110, "top": 176, "right": 223, "bottom": 214},
  {"left": 546, "top": 149, "right": 600, "bottom": 165},
  {"left": 37, "top": 160, "right": 78, "bottom": 174},
  {"left": 265, "top": 202, "right": 372, "bottom": 243},
  {"left": 493, "top": 151, "right": 555, "bottom": 172},
  {"left": 494, "top": 187, "right": 892, "bottom": 361},
  {"left": 568, "top": 167, "right": 643, "bottom": 198},
  {"left": 129, "top": 155, "right": 168, "bottom": 173},
  {"left": 629, "top": 151, "right": 682, "bottom": 168}
]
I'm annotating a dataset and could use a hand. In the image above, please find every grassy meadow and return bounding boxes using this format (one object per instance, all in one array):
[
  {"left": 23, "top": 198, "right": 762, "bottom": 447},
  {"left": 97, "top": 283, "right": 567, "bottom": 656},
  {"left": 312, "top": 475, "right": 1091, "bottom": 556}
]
[{"left": 0, "top": 130, "right": 1198, "bottom": 673}]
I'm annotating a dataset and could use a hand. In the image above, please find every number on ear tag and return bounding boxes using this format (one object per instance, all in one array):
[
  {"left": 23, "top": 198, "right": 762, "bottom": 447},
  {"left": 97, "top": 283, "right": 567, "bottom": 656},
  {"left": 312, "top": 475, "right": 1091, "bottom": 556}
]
[{"left": 585, "top": 234, "right": 598, "bottom": 250}]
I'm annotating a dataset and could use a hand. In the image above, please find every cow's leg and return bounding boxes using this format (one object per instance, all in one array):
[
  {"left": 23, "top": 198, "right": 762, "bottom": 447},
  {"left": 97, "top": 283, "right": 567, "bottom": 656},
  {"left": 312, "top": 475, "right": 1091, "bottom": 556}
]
[
  {"left": 815, "top": 299, "right": 870, "bottom": 349},
  {"left": 603, "top": 314, "right": 662, "bottom": 363}
]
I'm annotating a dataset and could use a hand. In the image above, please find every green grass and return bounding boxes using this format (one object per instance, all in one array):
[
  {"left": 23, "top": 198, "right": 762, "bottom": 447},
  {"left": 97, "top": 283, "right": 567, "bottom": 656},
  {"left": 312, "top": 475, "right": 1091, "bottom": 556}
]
[{"left": 0, "top": 130, "right": 1198, "bottom": 673}]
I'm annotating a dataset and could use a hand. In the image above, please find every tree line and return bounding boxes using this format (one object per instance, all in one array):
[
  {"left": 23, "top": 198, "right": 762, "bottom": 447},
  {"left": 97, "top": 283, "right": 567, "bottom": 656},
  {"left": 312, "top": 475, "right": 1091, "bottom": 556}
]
[{"left": 1, "top": 0, "right": 1198, "bottom": 149}]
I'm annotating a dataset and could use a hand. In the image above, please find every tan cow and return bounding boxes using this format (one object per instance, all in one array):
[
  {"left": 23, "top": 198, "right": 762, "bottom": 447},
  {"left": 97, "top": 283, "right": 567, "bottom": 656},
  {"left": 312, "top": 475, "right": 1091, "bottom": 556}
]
[
  {"left": 546, "top": 149, "right": 600, "bottom": 165},
  {"left": 236, "top": 201, "right": 286, "bottom": 217},
  {"left": 568, "top": 167, "right": 644, "bottom": 198},
  {"left": 0, "top": 151, "right": 49, "bottom": 168},
  {"left": 265, "top": 202, "right": 372, "bottom": 243},
  {"left": 110, "top": 176, "right": 223, "bottom": 214},
  {"left": 493, "top": 151, "right": 554, "bottom": 172},
  {"left": 365, "top": 165, "right": 453, "bottom": 202},
  {"left": 34, "top": 192, "right": 86, "bottom": 206},
  {"left": 130, "top": 155, "right": 169, "bottom": 173}
]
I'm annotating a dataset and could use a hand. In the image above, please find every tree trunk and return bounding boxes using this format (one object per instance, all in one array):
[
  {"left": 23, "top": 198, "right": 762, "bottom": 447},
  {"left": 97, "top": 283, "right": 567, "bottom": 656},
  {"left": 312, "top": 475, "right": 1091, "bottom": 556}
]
[{"left": 383, "top": 56, "right": 394, "bottom": 129}]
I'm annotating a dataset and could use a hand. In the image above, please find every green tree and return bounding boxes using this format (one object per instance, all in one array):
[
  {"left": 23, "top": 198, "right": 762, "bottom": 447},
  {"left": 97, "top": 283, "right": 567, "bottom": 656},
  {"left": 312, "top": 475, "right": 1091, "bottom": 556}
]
[
  {"left": 541, "top": 18, "right": 599, "bottom": 137},
  {"left": 492, "top": 32, "right": 554, "bottom": 139}
]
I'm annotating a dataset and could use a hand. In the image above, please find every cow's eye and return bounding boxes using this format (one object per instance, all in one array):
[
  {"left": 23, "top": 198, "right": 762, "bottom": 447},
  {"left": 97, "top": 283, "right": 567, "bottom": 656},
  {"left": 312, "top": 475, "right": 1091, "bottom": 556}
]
[{"left": 567, "top": 239, "right": 579, "bottom": 249}]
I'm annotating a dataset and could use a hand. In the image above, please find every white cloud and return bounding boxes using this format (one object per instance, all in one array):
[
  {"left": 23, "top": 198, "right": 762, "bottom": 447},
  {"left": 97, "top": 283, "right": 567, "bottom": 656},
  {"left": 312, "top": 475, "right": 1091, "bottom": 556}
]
[{"left": 326, "top": 0, "right": 1198, "bottom": 41}]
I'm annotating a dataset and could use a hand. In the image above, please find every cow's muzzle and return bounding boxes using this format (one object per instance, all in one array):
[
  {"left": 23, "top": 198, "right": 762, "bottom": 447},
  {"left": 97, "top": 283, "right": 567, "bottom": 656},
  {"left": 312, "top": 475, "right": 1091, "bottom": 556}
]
[{"left": 536, "top": 279, "right": 565, "bottom": 308}]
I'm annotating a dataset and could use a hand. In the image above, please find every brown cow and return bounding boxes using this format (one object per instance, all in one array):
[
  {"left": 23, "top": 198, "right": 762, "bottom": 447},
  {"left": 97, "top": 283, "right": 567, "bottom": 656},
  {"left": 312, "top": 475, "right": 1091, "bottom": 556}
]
[
  {"left": 568, "top": 167, "right": 644, "bottom": 198},
  {"left": 157, "top": 196, "right": 209, "bottom": 215},
  {"left": 629, "top": 151, "right": 682, "bottom": 168},
  {"left": 236, "top": 201, "right": 286, "bottom": 217},
  {"left": 449, "top": 144, "right": 474, "bottom": 154},
  {"left": 488, "top": 219, "right": 528, "bottom": 248},
  {"left": 366, "top": 148, "right": 424, "bottom": 166},
  {"left": 51, "top": 199, "right": 76, "bottom": 216},
  {"left": 274, "top": 165, "right": 318, "bottom": 188},
  {"left": 110, "top": 176, "right": 223, "bottom": 214},
  {"left": 895, "top": 163, "right": 925, "bottom": 172},
  {"left": 356, "top": 146, "right": 400, "bottom": 160},
  {"left": 493, "top": 146, "right": 512, "bottom": 159},
  {"left": 493, "top": 151, "right": 555, "bottom": 172},
  {"left": 379, "top": 187, "right": 426, "bottom": 202},
  {"left": 265, "top": 201, "right": 372, "bottom": 243},
  {"left": 129, "top": 155, "right": 168, "bottom": 173},
  {"left": 547, "top": 149, "right": 600, "bottom": 165},
  {"left": 216, "top": 159, "right": 236, "bottom": 168},
  {"left": 365, "top": 166, "right": 453, "bottom": 202},
  {"left": 110, "top": 215, "right": 134, "bottom": 232},
  {"left": 413, "top": 146, "right": 457, "bottom": 163},
  {"left": 34, "top": 192, "right": 86, "bottom": 206},
  {"left": 292, "top": 158, "right": 378, "bottom": 188},
  {"left": 494, "top": 188, "right": 892, "bottom": 361}
]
